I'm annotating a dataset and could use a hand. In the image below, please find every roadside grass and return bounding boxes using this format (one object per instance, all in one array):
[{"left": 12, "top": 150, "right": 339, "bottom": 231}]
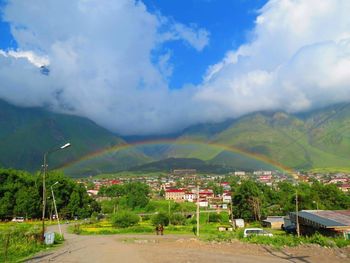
[{"left": 0, "top": 222, "right": 64, "bottom": 262}]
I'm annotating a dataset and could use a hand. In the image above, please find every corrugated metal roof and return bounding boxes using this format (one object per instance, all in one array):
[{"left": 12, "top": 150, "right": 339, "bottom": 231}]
[
  {"left": 263, "top": 216, "right": 284, "bottom": 223},
  {"left": 291, "top": 210, "right": 350, "bottom": 228}
]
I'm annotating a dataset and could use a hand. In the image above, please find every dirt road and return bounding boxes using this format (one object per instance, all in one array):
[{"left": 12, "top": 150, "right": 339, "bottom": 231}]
[{"left": 26, "top": 224, "right": 350, "bottom": 263}]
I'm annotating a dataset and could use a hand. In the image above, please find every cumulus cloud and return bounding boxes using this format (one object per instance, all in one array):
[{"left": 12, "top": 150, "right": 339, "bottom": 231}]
[
  {"left": 197, "top": 0, "right": 350, "bottom": 119},
  {"left": 168, "top": 23, "right": 210, "bottom": 52},
  {"left": 1, "top": 0, "right": 350, "bottom": 135},
  {"left": 0, "top": 0, "right": 208, "bottom": 134},
  {"left": 0, "top": 50, "right": 49, "bottom": 67}
]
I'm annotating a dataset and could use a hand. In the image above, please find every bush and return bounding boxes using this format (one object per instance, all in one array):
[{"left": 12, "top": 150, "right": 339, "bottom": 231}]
[
  {"left": 110, "top": 211, "right": 140, "bottom": 228},
  {"left": 307, "top": 233, "right": 336, "bottom": 247},
  {"left": 170, "top": 214, "right": 186, "bottom": 225},
  {"left": 151, "top": 212, "right": 169, "bottom": 226},
  {"left": 209, "top": 213, "right": 221, "bottom": 223}
]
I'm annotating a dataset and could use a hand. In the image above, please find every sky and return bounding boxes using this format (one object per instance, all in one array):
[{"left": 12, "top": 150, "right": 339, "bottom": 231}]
[{"left": 1, "top": 0, "right": 350, "bottom": 135}]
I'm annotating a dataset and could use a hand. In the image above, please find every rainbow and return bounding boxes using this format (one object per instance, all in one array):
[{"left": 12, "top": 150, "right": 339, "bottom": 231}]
[{"left": 61, "top": 138, "right": 295, "bottom": 175}]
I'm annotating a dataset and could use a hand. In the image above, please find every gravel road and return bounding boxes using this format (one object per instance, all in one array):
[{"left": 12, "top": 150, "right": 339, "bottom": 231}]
[{"left": 26, "top": 224, "right": 350, "bottom": 263}]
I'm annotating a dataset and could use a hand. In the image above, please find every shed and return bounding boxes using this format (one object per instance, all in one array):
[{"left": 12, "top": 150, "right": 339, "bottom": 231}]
[
  {"left": 262, "top": 216, "right": 284, "bottom": 229},
  {"left": 290, "top": 210, "right": 350, "bottom": 238}
]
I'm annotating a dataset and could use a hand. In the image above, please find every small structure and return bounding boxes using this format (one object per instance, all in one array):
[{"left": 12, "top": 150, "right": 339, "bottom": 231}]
[
  {"left": 262, "top": 216, "right": 285, "bottom": 229},
  {"left": 233, "top": 218, "right": 245, "bottom": 228},
  {"left": 290, "top": 210, "right": 350, "bottom": 238},
  {"left": 218, "top": 226, "right": 233, "bottom": 232},
  {"left": 165, "top": 189, "right": 185, "bottom": 201}
]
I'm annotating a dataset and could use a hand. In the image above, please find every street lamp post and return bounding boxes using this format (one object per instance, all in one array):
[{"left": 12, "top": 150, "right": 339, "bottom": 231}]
[
  {"left": 42, "top": 143, "right": 71, "bottom": 242},
  {"left": 51, "top": 182, "right": 62, "bottom": 236}
]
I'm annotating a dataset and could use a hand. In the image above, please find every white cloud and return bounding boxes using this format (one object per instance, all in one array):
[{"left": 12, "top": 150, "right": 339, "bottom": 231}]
[
  {"left": 170, "top": 23, "right": 210, "bottom": 52},
  {"left": 0, "top": 0, "right": 209, "bottom": 135},
  {"left": 197, "top": 0, "right": 350, "bottom": 120},
  {"left": 5, "top": 50, "right": 49, "bottom": 67}
]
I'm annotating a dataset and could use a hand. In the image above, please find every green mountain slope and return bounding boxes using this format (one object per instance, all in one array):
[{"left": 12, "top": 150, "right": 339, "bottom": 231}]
[
  {"left": 155, "top": 104, "right": 350, "bottom": 171},
  {"left": 0, "top": 100, "right": 150, "bottom": 174},
  {"left": 2, "top": 99, "right": 350, "bottom": 175}
]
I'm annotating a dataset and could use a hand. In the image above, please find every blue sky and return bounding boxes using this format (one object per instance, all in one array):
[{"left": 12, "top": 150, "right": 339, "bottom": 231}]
[
  {"left": 0, "top": 1, "right": 16, "bottom": 50},
  {"left": 143, "top": 0, "right": 268, "bottom": 88},
  {"left": 1, "top": 0, "right": 350, "bottom": 135}
]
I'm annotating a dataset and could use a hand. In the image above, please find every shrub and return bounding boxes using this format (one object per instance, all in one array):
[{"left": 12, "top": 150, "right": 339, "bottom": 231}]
[
  {"left": 110, "top": 211, "right": 140, "bottom": 228},
  {"left": 151, "top": 212, "right": 169, "bottom": 226},
  {"left": 170, "top": 214, "right": 186, "bottom": 225},
  {"left": 307, "top": 233, "right": 335, "bottom": 247},
  {"left": 209, "top": 213, "right": 221, "bottom": 223}
]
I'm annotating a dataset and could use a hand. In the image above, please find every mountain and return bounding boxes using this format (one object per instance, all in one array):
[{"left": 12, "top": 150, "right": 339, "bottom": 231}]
[
  {"left": 154, "top": 103, "right": 350, "bottom": 172},
  {"left": 2, "top": 98, "right": 350, "bottom": 176},
  {"left": 0, "top": 100, "right": 150, "bottom": 174}
]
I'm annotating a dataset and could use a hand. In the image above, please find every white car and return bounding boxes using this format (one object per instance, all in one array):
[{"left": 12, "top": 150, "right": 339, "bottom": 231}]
[
  {"left": 12, "top": 217, "right": 24, "bottom": 222},
  {"left": 243, "top": 228, "right": 273, "bottom": 238}
]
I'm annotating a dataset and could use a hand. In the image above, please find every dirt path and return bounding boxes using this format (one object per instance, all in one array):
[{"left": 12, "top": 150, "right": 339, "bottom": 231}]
[{"left": 26, "top": 224, "right": 350, "bottom": 263}]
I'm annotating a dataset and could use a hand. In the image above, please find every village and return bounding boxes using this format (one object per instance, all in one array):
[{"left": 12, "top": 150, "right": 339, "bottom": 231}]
[
  {"left": 77, "top": 169, "right": 350, "bottom": 239},
  {"left": 82, "top": 169, "right": 350, "bottom": 202}
]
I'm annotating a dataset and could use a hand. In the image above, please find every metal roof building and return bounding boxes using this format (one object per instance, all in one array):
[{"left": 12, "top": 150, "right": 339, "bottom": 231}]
[{"left": 290, "top": 210, "right": 350, "bottom": 238}]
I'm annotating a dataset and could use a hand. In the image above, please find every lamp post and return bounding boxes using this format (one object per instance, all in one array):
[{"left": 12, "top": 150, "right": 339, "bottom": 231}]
[
  {"left": 313, "top": 200, "right": 319, "bottom": 210},
  {"left": 42, "top": 143, "right": 71, "bottom": 242},
  {"left": 51, "top": 181, "right": 62, "bottom": 236}
]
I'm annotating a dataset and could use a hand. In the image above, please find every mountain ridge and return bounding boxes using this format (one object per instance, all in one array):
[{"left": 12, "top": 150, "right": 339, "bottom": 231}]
[{"left": 1, "top": 99, "right": 350, "bottom": 175}]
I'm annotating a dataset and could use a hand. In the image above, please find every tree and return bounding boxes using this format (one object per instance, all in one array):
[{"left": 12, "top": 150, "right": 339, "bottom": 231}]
[
  {"left": 110, "top": 211, "right": 140, "bottom": 228},
  {"left": 124, "top": 182, "right": 150, "bottom": 209},
  {"left": 209, "top": 213, "right": 221, "bottom": 223},
  {"left": 170, "top": 214, "right": 186, "bottom": 225},
  {"left": 232, "top": 180, "right": 264, "bottom": 221},
  {"left": 159, "top": 189, "right": 165, "bottom": 197},
  {"left": 14, "top": 187, "right": 40, "bottom": 218},
  {"left": 151, "top": 212, "right": 169, "bottom": 226}
]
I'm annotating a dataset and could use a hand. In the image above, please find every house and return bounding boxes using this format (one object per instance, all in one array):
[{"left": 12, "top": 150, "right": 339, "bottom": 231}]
[
  {"left": 199, "top": 199, "right": 209, "bottom": 207},
  {"left": 262, "top": 216, "right": 285, "bottom": 229},
  {"left": 184, "top": 192, "right": 196, "bottom": 202},
  {"left": 290, "top": 210, "right": 350, "bottom": 238},
  {"left": 165, "top": 189, "right": 185, "bottom": 201},
  {"left": 222, "top": 192, "right": 232, "bottom": 203},
  {"left": 339, "top": 184, "right": 350, "bottom": 192},
  {"left": 220, "top": 182, "right": 231, "bottom": 190},
  {"left": 87, "top": 189, "right": 98, "bottom": 196},
  {"left": 328, "top": 178, "right": 349, "bottom": 185},
  {"left": 199, "top": 190, "right": 214, "bottom": 199}
]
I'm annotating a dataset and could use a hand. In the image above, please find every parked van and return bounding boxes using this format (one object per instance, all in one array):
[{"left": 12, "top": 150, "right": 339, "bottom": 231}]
[
  {"left": 12, "top": 217, "right": 24, "bottom": 222},
  {"left": 243, "top": 228, "right": 273, "bottom": 238}
]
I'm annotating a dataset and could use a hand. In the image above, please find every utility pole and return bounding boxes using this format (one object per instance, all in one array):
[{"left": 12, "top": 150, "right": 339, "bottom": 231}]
[
  {"left": 296, "top": 190, "right": 300, "bottom": 237},
  {"left": 230, "top": 200, "right": 234, "bottom": 227},
  {"left": 51, "top": 183, "right": 62, "bottom": 236},
  {"left": 42, "top": 153, "right": 47, "bottom": 241},
  {"left": 196, "top": 184, "right": 200, "bottom": 237},
  {"left": 41, "top": 143, "right": 71, "bottom": 243},
  {"left": 168, "top": 200, "right": 171, "bottom": 225}
]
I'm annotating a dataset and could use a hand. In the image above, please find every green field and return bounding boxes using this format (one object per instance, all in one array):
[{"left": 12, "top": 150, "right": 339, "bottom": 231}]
[{"left": 0, "top": 222, "right": 63, "bottom": 262}]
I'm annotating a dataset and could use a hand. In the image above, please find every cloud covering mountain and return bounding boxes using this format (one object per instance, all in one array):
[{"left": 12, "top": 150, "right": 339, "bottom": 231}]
[{"left": 1, "top": 0, "right": 350, "bottom": 135}]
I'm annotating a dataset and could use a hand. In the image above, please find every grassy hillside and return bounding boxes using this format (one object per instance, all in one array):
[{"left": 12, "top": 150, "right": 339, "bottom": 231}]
[
  {"left": 2, "top": 99, "right": 350, "bottom": 175},
  {"left": 0, "top": 100, "right": 150, "bottom": 174},
  {"left": 152, "top": 104, "right": 350, "bottom": 172}
]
